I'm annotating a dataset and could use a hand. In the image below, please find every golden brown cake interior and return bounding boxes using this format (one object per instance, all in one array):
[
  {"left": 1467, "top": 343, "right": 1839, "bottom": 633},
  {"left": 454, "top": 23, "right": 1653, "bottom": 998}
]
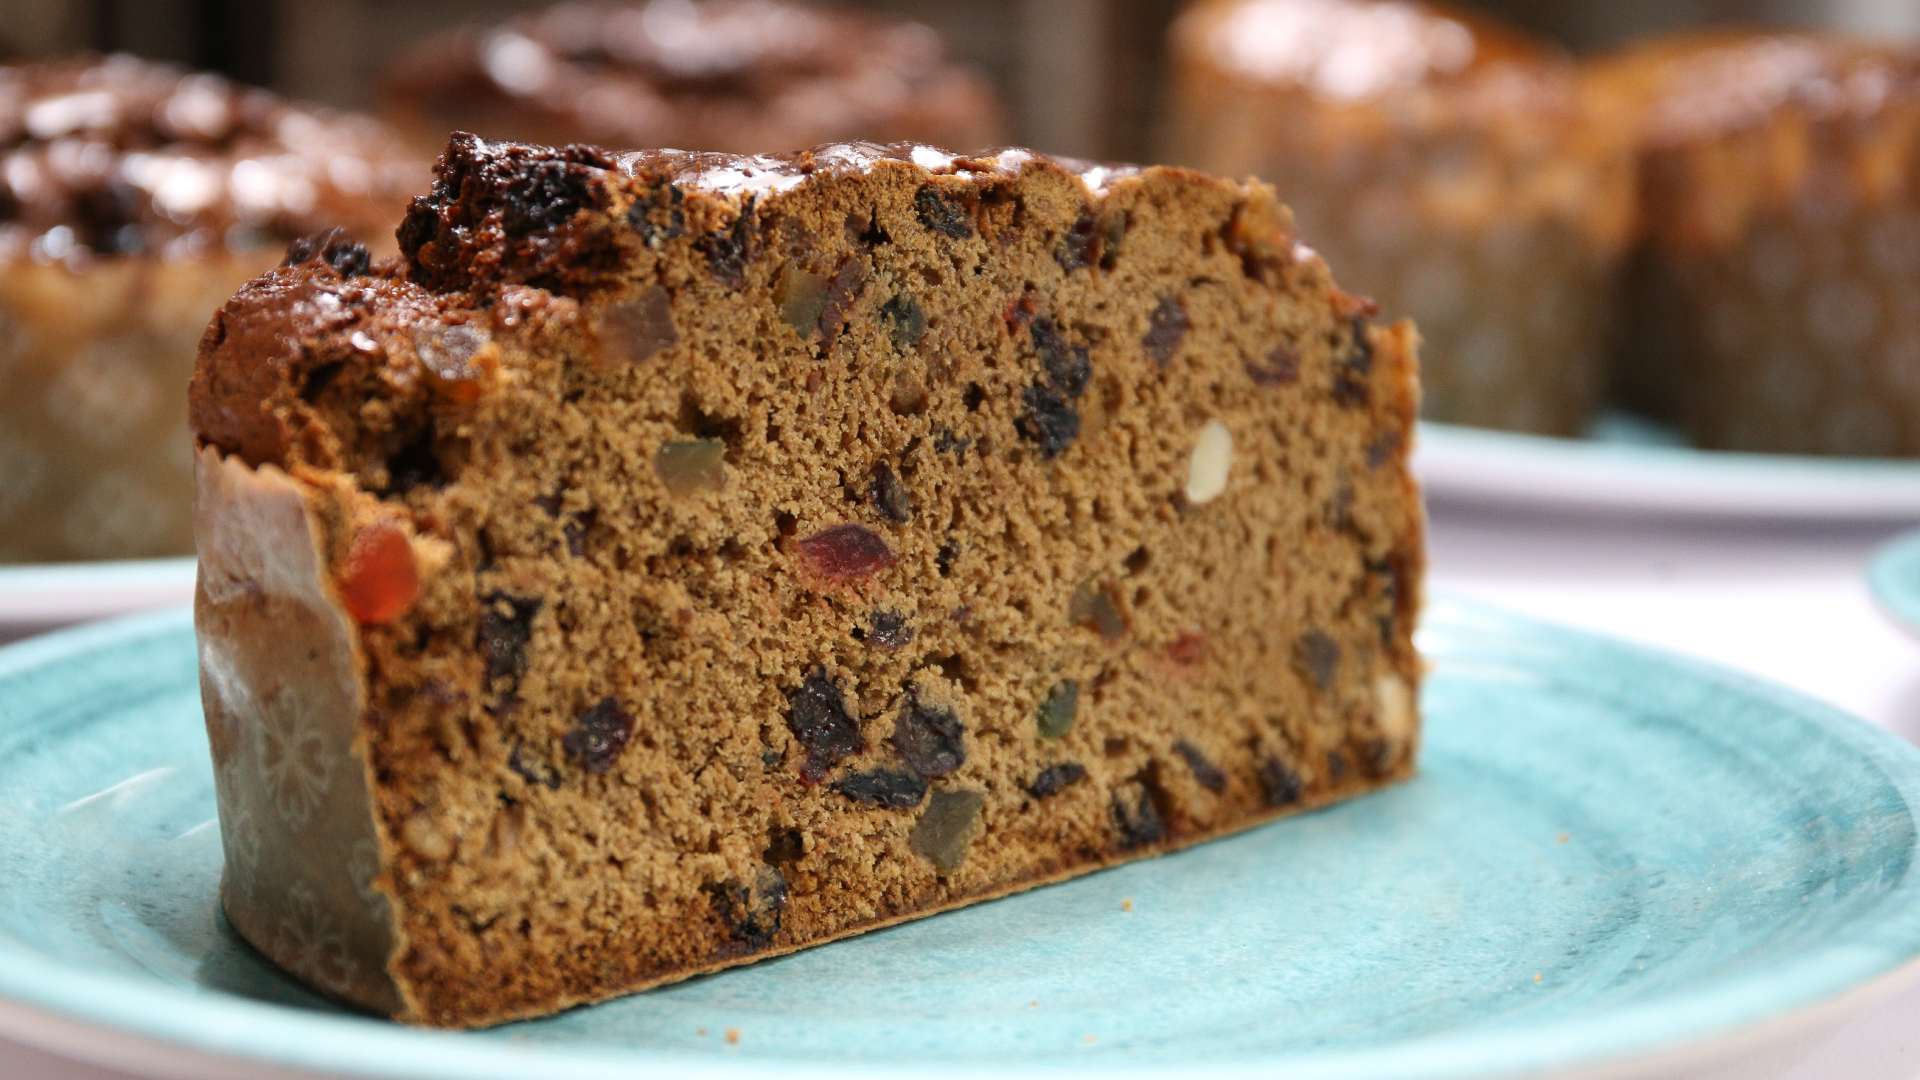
[{"left": 191, "top": 136, "right": 1424, "bottom": 1027}]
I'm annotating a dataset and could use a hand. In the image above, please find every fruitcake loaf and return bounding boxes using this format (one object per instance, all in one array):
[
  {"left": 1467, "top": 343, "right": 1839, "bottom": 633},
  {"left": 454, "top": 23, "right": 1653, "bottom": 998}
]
[
  {"left": 1165, "top": 0, "right": 1635, "bottom": 435},
  {"left": 190, "top": 134, "right": 1426, "bottom": 1027},
  {"left": 380, "top": 0, "right": 1004, "bottom": 159},
  {"left": 1592, "top": 32, "right": 1920, "bottom": 456},
  {"left": 0, "top": 54, "right": 420, "bottom": 561}
]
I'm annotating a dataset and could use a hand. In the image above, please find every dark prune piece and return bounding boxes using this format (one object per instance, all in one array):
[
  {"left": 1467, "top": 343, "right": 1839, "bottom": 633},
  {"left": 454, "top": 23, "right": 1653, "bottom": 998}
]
[
  {"left": 1054, "top": 209, "right": 1100, "bottom": 272},
  {"left": 786, "top": 670, "right": 863, "bottom": 782},
  {"left": 880, "top": 293, "right": 927, "bottom": 351},
  {"left": 478, "top": 592, "right": 542, "bottom": 698},
  {"left": 818, "top": 257, "right": 870, "bottom": 344},
  {"left": 1332, "top": 318, "right": 1374, "bottom": 408},
  {"left": 865, "top": 609, "right": 915, "bottom": 649},
  {"left": 833, "top": 769, "right": 927, "bottom": 808},
  {"left": 936, "top": 538, "right": 960, "bottom": 576},
  {"left": 1037, "top": 680, "right": 1079, "bottom": 739},
  {"left": 563, "top": 697, "right": 634, "bottom": 774},
  {"left": 1247, "top": 344, "right": 1301, "bottom": 386},
  {"left": 1068, "top": 581, "right": 1127, "bottom": 641},
  {"left": 914, "top": 185, "right": 973, "bottom": 238},
  {"left": 796, "top": 524, "right": 895, "bottom": 583},
  {"left": 1031, "top": 317, "right": 1090, "bottom": 397},
  {"left": 764, "top": 827, "right": 805, "bottom": 864},
  {"left": 655, "top": 439, "right": 726, "bottom": 495},
  {"left": 598, "top": 285, "right": 678, "bottom": 364},
  {"left": 283, "top": 227, "right": 369, "bottom": 277},
  {"left": 1327, "top": 749, "right": 1349, "bottom": 784},
  {"left": 1017, "top": 383, "right": 1080, "bottom": 458},
  {"left": 503, "top": 149, "right": 609, "bottom": 235},
  {"left": 1142, "top": 296, "right": 1190, "bottom": 366},
  {"left": 1111, "top": 778, "right": 1166, "bottom": 849},
  {"left": 706, "top": 866, "right": 788, "bottom": 951},
  {"left": 627, "top": 183, "right": 685, "bottom": 248},
  {"left": 1293, "top": 630, "right": 1341, "bottom": 692},
  {"left": 933, "top": 428, "right": 971, "bottom": 456},
  {"left": 1259, "top": 756, "right": 1304, "bottom": 807},
  {"left": 909, "top": 788, "right": 984, "bottom": 872},
  {"left": 1173, "top": 740, "right": 1226, "bottom": 793},
  {"left": 869, "top": 462, "right": 912, "bottom": 523},
  {"left": 698, "top": 197, "right": 755, "bottom": 288},
  {"left": 507, "top": 744, "right": 560, "bottom": 789},
  {"left": 892, "top": 698, "right": 965, "bottom": 778},
  {"left": 1027, "top": 762, "right": 1087, "bottom": 799}
]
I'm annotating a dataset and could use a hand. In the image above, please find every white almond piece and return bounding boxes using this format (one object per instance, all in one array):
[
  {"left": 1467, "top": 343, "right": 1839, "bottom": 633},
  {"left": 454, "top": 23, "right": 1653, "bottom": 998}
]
[{"left": 1185, "top": 420, "right": 1233, "bottom": 504}]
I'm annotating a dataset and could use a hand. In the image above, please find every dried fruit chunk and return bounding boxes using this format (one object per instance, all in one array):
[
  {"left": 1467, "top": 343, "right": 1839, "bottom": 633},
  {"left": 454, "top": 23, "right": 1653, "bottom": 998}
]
[
  {"left": 787, "top": 670, "right": 862, "bottom": 782},
  {"left": 1031, "top": 317, "right": 1091, "bottom": 396},
  {"left": 818, "top": 258, "right": 870, "bottom": 344},
  {"left": 1068, "top": 580, "right": 1127, "bottom": 641},
  {"left": 596, "top": 285, "right": 677, "bottom": 364},
  {"left": 869, "top": 462, "right": 912, "bottom": 523},
  {"left": 909, "top": 788, "right": 984, "bottom": 872},
  {"left": 1259, "top": 756, "right": 1304, "bottom": 807},
  {"left": 1037, "top": 680, "right": 1079, "bottom": 739},
  {"left": 1016, "top": 316, "right": 1093, "bottom": 459},
  {"left": 865, "top": 609, "right": 914, "bottom": 650},
  {"left": 914, "top": 185, "right": 973, "bottom": 238},
  {"left": 338, "top": 520, "right": 417, "bottom": 625},
  {"left": 1173, "top": 740, "right": 1226, "bottom": 792},
  {"left": 415, "top": 323, "right": 493, "bottom": 403},
  {"left": 563, "top": 697, "right": 634, "bottom": 774},
  {"left": 774, "top": 264, "right": 829, "bottom": 335},
  {"left": 833, "top": 769, "right": 927, "bottom": 808},
  {"left": 1332, "top": 318, "right": 1374, "bottom": 408},
  {"left": 283, "top": 228, "right": 369, "bottom": 277},
  {"left": 796, "top": 524, "right": 895, "bottom": 583},
  {"left": 1142, "top": 296, "right": 1190, "bottom": 365},
  {"left": 698, "top": 198, "right": 754, "bottom": 288},
  {"left": 1027, "top": 762, "right": 1087, "bottom": 799},
  {"left": 1111, "top": 778, "right": 1166, "bottom": 849},
  {"left": 1293, "top": 630, "right": 1341, "bottom": 692},
  {"left": 1017, "top": 384, "right": 1080, "bottom": 458},
  {"left": 892, "top": 698, "right": 965, "bottom": 777},
  {"left": 478, "top": 592, "right": 542, "bottom": 698},
  {"left": 879, "top": 293, "right": 927, "bottom": 351},
  {"left": 655, "top": 439, "right": 726, "bottom": 495},
  {"left": 1165, "top": 631, "right": 1208, "bottom": 666},
  {"left": 707, "top": 866, "right": 788, "bottom": 951},
  {"left": 1247, "top": 344, "right": 1301, "bottom": 386},
  {"left": 1185, "top": 420, "right": 1233, "bottom": 505}
]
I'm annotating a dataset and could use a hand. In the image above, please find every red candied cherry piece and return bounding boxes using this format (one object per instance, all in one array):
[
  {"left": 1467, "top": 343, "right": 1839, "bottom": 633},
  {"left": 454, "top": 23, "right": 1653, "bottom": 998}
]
[
  {"left": 795, "top": 524, "right": 895, "bottom": 583},
  {"left": 339, "top": 520, "right": 418, "bottom": 624}
]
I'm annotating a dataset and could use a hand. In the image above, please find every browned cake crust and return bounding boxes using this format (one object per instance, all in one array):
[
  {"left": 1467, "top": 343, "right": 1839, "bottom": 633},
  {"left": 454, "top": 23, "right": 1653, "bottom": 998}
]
[
  {"left": 379, "top": 1, "right": 1004, "bottom": 158},
  {"left": 1592, "top": 31, "right": 1920, "bottom": 456},
  {"left": 0, "top": 54, "right": 420, "bottom": 560},
  {"left": 1165, "top": 0, "right": 1635, "bottom": 436},
  {"left": 191, "top": 134, "right": 1426, "bottom": 1027}
]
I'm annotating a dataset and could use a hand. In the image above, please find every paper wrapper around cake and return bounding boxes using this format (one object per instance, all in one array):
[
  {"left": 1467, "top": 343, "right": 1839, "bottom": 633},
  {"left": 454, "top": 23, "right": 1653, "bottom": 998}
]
[{"left": 190, "top": 135, "right": 1426, "bottom": 1026}]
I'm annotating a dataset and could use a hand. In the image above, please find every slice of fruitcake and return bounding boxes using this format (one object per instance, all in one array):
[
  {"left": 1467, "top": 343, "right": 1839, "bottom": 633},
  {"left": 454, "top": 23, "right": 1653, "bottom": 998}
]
[{"left": 189, "top": 134, "right": 1426, "bottom": 1027}]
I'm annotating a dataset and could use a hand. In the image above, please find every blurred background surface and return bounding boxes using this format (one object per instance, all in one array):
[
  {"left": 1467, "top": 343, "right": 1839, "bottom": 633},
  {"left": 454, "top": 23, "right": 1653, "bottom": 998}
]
[{"left": 8, "top": 0, "right": 1918, "bottom": 161}]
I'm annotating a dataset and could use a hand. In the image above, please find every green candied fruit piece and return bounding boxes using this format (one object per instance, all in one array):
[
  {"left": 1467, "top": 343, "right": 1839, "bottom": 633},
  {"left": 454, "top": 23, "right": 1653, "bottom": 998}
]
[
  {"left": 774, "top": 264, "right": 829, "bottom": 336},
  {"left": 654, "top": 439, "right": 726, "bottom": 495},
  {"left": 1037, "top": 680, "right": 1079, "bottom": 740},
  {"left": 909, "top": 788, "right": 985, "bottom": 873}
]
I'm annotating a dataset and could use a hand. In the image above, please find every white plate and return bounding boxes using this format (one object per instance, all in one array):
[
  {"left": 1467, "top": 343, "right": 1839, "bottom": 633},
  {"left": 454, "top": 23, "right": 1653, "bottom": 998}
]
[
  {"left": 1416, "top": 416, "right": 1920, "bottom": 519},
  {"left": 0, "top": 558, "right": 195, "bottom": 637}
]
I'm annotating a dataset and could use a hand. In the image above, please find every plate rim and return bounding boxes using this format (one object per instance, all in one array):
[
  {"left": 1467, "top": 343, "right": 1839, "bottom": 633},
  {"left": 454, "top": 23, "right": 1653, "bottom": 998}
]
[
  {"left": 0, "top": 556, "right": 196, "bottom": 629},
  {"left": 1416, "top": 420, "right": 1920, "bottom": 518},
  {"left": 1869, "top": 530, "right": 1920, "bottom": 641},
  {"left": 3, "top": 602, "right": 1920, "bottom": 1080}
]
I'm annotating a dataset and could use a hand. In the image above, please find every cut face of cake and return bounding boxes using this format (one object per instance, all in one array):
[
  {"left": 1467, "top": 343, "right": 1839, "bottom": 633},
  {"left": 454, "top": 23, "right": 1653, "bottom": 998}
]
[{"left": 190, "top": 134, "right": 1426, "bottom": 1027}]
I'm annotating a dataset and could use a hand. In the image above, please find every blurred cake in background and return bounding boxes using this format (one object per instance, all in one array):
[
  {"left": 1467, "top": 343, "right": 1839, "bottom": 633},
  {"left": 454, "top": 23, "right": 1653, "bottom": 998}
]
[
  {"left": 1165, "top": 0, "right": 1636, "bottom": 435},
  {"left": 1593, "top": 32, "right": 1920, "bottom": 457},
  {"left": 0, "top": 54, "right": 419, "bottom": 562},
  {"left": 379, "top": 0, "right": 1006, "bottom": 156}
]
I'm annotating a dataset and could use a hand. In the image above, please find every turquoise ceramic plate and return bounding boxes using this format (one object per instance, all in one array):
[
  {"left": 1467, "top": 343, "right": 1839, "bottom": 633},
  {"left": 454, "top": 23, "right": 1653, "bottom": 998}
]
[
  {"left": 1417, "top": 415, "right": 1920, "bottom": 518},
  {"left": 1870, "top": 530, "right": 1920, "bottom": 641},
  {"left": 0, "top": 557, "right": 195, "bottom": 635},
  {"left": 3, "top": 600, "right": 1920, "bottom": 1080}
]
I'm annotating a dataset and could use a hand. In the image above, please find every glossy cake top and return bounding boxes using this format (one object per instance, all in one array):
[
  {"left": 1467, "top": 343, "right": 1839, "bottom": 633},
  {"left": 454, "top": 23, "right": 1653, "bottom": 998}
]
[
  {"left": 0, "top": 54, "right": 419, "bottom": 264},
  {"left": 1175, "top": 0, "right": 1556, "bottom": 101},
  {"left": 382, "top": 0, "right": 1003, "bottom": 154}
]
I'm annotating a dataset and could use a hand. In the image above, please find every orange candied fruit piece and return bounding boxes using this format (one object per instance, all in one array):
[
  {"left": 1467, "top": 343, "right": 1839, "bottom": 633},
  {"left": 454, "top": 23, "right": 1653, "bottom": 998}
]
[{"left": 338, "top": 520, "right": 419, "bottom": 624}]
